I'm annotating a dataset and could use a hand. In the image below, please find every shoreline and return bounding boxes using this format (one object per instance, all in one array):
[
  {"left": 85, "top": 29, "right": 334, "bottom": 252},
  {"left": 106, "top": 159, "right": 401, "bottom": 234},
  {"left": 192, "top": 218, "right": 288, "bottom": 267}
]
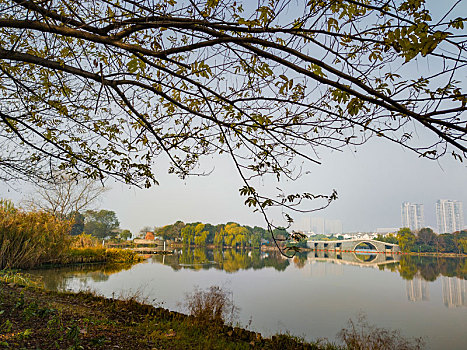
[
  {"left": 108, "top": 241, "right": 467, "bottom": 259},
  {"left": 0, "top": 280, "right": 338, "bottom": 349}
]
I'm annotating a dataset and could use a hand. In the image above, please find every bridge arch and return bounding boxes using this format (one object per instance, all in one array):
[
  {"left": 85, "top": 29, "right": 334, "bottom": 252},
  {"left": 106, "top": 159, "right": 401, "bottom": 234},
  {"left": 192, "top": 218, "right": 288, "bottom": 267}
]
[{"left": 351, "top": 240, "right": 379, "bottom": 252}]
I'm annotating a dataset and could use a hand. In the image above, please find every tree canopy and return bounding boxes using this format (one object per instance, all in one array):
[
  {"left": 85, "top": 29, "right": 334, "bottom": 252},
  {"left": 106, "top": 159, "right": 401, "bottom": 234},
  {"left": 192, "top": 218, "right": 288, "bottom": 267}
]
[
  {"left": 155, "top": 220, "right": 271, "bottom": 247},
  {"left": 385, "top": 227, "right": 467, "bottom": 253},
  {"left": 84, "top": 209, "right": 120, "bottom": 239},
  {"left": 0, "top": 0, "right": 466, "bottom": 248}
]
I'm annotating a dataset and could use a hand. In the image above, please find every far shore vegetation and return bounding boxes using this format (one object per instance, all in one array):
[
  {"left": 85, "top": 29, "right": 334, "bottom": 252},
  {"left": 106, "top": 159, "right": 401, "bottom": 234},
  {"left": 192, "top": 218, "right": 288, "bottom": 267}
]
[
  {"left": 1, "top": 195, "right": 466, "bottom": 273},
  {"left": 149, "top": 221, "right": 467, "bottom": 256},
  {"left": 374, "top": 227, "right": 467, "bottom": 255}
]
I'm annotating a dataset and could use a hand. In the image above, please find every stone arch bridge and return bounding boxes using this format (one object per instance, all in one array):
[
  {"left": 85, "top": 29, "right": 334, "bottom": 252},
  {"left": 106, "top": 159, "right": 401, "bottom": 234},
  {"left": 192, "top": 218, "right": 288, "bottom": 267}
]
[
  {"left": 308, "top": 249, "right": 401, "bottom": 266},
  {"left": 306, "top": 239, "right": 400, "bottom": 254}
]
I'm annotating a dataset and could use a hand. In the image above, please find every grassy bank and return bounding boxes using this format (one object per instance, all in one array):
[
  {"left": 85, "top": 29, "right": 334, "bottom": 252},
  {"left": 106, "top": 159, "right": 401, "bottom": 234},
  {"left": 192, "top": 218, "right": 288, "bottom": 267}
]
[
  {"left": 0, "top": 279, "right": 340, "bottom": 350},
  {"left": 54, "top": 247, "right": 144, "bottom": 266}
]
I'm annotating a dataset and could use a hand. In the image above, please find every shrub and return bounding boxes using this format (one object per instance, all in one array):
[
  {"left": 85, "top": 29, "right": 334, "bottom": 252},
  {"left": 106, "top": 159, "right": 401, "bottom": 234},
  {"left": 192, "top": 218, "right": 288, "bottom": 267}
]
[
  {"left": 0, "top": 203, "right": 72, "bottom": 269},
  {"left": 337, "top": 314, "right": 424, "bottom": 350},
  {"left": 71, "top": 233, "right": 101, "bottom": 248},
  {"left": 0, "top": 270, "right": 42, "bottom": 288},
  {"left": 65, "top": 247, "right": 143, "bottom": 264},
  {"left": 105, "top": 248, "right": 143, "bottom": 263},
  {"left": 182, "top": 285, "right": 238, "bottom": 325}
]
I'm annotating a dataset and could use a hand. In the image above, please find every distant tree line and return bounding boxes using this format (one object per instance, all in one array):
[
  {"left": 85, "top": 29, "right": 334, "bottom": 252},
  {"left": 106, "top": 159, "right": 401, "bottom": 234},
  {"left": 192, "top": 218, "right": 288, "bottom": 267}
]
[
  {"left": 154, "top": 221, "right": 289, "bottom": 248},
  {"left": 376, "top": 228, "right": 467, "bottom": 254}
]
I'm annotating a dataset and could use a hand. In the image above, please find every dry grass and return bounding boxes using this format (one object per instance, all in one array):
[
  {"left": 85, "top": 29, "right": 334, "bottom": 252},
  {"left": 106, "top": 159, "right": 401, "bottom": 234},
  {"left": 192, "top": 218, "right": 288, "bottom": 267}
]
[
  {"left": 337, "top": 314, "right": 424, "bottom": 350},
  {"left": 71, "top": 233, "right": 101, "bottom": 248},
  {"left": 0, "top": 201, "right": 142, "bottom": 269},
  {"left": 0, "top": 270, "right": 42, "bottom": 288},
  {"left": 0, "top": 205, "right": 72, "bottom": 269},
  {"left": 181, "top": 285, "right": 239, "bottom": 325}
]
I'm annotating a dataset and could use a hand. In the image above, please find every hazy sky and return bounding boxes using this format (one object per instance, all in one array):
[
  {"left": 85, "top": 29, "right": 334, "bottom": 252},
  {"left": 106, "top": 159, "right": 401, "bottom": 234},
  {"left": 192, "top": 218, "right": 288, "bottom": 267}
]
[
  {"left": 102, "top": 137, "right": 465, "bottom": 233},
  {"left": 3, "top": 134, "right": 465, "bottom": 234}
]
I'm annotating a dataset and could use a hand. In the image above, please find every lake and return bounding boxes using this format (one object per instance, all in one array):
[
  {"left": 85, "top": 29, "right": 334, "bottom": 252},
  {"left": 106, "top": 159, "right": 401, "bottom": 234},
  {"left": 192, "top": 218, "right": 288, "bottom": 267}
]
[{"left": 30, "top": 249, "right": 467, "bottom": 349}]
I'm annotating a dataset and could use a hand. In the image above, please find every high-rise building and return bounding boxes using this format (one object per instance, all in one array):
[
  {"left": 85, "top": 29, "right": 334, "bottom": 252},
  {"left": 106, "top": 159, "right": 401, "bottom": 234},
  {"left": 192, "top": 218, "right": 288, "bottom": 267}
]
[
  {"left": 325, "top": 219, "right": 343, "bottom": 235},
  {"left": 298, "top": 216, "right": 311, "bottom": 233},
  {"left": 308, "top": 217, "right": 343, "bottom": 235},
  {"left": 310, "top": 217, "right": 325, "bottom": 234},
  {"left": 436, "top": 200, "right": 464, "bottom": 234},
  {"left": 401, "top": 202, "right": 424, "bottom": 231}
]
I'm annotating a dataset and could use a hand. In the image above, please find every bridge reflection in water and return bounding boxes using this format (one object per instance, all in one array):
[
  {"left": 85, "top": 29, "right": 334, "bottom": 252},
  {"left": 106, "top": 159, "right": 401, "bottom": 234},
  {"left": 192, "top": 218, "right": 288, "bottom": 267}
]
[{"left": 306, "top": 249, "right": 401, "bottom": 267}]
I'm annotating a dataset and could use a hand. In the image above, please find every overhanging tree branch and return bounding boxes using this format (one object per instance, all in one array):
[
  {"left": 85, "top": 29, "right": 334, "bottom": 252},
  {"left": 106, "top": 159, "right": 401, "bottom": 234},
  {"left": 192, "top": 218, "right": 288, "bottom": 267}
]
[{"left": 0, "top": 0, "right": 465, "bottom": 244}]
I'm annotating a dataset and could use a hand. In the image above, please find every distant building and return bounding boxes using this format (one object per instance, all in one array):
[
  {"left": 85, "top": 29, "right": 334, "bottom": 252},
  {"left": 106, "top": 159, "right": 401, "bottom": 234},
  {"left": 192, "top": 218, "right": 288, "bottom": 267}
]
[
  {"left": 145, "top": 231, "right": 155, "bottom": 240},
  {"left": 326, "top": 219, "right": 343, "bottom": 235},
  {"left": 298, "top": 217, "right": 311, "bottom": 232},
  {"left": 308, "top": 217, "right": 343, "bottom": 235},
  {"left": 310, "top": 217, "right": 325, "bottom": 234},
  {"left": 436, "top": 200, "right": 464, "bottom": 234},
  {"left": 401, "top": 202, "right": 424, "bottom": 231},
  {"left": 376, "top": 228, "right": 399, "bottom": 235}
]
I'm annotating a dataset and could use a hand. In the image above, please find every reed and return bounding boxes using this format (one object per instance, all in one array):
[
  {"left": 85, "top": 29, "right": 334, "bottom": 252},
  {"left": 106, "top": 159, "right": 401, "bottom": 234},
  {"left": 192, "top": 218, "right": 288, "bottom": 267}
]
[
  {"left": 0, "top": 201, "right": 142, "bottom": 269},
  {"left": 0, "top": 202, "right": 72, "bottom": 269},
  {"left": 63, "top": 247, "right": 143, "bottom": 264}
]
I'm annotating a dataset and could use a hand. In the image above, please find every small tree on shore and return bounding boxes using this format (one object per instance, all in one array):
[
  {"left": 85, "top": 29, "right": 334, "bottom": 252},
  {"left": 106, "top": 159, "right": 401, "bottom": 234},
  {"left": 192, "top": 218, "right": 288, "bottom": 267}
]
[
  {"left": 84, "top": 209, "right": 120, "bottom": 239},
  {"left": 24, "top": 174, "right": 107, "bottom": 220}
]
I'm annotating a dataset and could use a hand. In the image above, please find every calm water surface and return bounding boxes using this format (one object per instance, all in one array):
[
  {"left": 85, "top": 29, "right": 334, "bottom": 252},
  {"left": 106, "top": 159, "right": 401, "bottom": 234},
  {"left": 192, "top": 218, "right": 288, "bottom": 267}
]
[{"left": 31, "top": 250, "right": 467, "bottom": 349}]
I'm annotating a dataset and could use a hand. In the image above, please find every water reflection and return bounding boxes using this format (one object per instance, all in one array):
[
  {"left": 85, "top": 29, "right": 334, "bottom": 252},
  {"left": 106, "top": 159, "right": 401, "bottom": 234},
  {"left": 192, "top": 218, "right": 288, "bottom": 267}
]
[
  {"left": 152, "top": 248, "right": 290, "bottom": 273},
  {"left": 383, "top": 255, "right": 467, "bottom": 281},
  {"left": 406, "top": 277, "right": 430, "bottom": 302},
  {"left": 156, "top": 249, "right": 467, "bottom": 308},
  {"left": 306, "top": 260, "right": 344, "bottom": 277},
  {"left": 29, "top": 262, "right": 143, "bottom": 290},
  {"left": 405, "top": 275, "right": 467, "bottom": 307},
  {"left": 307, "top": 249, "right": 398, "bottom": 266},
  {"left": 27, "top": 248, "right": 467, "bottom": 350},
  {"left": 151, "top": 249, "right": 467, "bottom": 284},
  {"left": 31, "top": 249, "right": 466, "bottom": 310},
  {"left": 442, "top": 277, "right": 466, "bottom": 308}
]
